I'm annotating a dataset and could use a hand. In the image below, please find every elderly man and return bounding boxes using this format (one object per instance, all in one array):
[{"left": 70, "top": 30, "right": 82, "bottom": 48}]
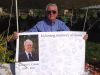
[
  {"left": 28, "top": 3, "right": 70, "bottom": 32},
  {"left": 18, "top": 39, "right": 39, "bottom": 62},
  {"left": 13, "top": 3, "right": 88, "bottom": 39}
]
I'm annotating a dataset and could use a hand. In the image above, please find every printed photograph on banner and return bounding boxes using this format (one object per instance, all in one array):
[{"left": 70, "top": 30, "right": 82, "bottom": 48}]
[{"left": 17, "top": 34, "right": 39, "bottom": 62}]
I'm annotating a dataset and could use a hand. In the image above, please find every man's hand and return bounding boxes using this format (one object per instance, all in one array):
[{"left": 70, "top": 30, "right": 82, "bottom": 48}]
[
  {"left": 13, "top": 32, "right": 18, "bottom": 40},
  {"left": 83, "top": 34, "right": 88, "bottom": 40}
]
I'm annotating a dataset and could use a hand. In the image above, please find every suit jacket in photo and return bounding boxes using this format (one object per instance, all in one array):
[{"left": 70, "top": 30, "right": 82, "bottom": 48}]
[{"left": 18, "top": 51, "right": 39, "bottom": 62}]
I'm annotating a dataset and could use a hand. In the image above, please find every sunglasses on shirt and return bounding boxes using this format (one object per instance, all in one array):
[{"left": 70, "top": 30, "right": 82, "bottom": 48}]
[{"left": 46, "top": 10, "right": 57, "bottom": 14}]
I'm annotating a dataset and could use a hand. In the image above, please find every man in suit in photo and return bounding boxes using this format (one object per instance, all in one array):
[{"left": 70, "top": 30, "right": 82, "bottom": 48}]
[{"left": 18, "top": 39, "right": 39, "bottom": 62}]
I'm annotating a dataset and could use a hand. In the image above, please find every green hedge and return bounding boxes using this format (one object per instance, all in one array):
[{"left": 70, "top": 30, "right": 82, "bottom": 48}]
[{"left": 86, "top": 41, "right": 100, "bottom": 64}]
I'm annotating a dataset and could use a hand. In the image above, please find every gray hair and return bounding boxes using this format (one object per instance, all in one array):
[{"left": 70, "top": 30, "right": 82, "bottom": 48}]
[
  {"left": 24, "top": 39, "right": 33, "bottom": 46},
  {"left": 45, "top": 3, "right": 58, "bottom": 11}
]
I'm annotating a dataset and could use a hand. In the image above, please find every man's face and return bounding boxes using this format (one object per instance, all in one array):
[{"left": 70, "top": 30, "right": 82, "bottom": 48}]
[
  {"left": 24, "top": 43, "right": 33, "bottom": 53},
  {"left": 46, "top": 5, "right": 58, "bottom": 22}
]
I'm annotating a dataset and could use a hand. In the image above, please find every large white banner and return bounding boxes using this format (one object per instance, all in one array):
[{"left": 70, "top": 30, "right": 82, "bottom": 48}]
[{"left": 15, "top": 31, "right": 86, "bottom": 75}]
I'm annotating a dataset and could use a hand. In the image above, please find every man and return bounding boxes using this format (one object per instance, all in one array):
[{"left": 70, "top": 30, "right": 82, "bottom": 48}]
[
  {"left": 13, "top": 3, "right": 88, "bottom": 39},
  {"left": 27, "top": 3, "right": 70, "bottom": 32},
  {"left": 18, "top": 39, "right": 39, "bottom": 62}
]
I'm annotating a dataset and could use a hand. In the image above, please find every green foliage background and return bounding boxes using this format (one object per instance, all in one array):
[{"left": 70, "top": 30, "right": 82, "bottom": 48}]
[
  {"left": 86, "top": 41, "right": 100, "bottom": 64},
  {"left": 0, "top": 32, "right": 15, "bottom": 63}
]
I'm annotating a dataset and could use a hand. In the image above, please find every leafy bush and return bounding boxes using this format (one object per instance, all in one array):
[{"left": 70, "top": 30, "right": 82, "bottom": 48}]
[
  {"left": 0, "top": 31, "right": 15, "bottom": 63},
  {"left": 86, "top": 41, "right": 100, "bottom": 65}
]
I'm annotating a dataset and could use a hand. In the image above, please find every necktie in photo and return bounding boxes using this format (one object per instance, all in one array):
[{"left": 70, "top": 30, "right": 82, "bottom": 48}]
[{"left": 28, "top": 53, "right": 33, "bottom": 61}]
